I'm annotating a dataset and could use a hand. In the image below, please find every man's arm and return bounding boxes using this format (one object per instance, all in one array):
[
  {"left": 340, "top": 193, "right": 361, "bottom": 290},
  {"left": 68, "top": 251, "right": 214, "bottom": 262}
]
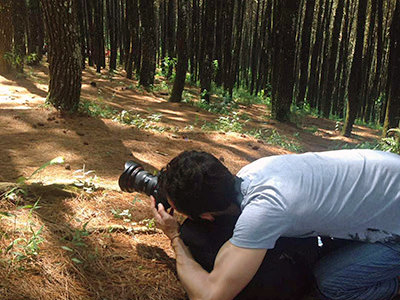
[
  {"left": 173, "top": 237, "right": 266, "bottom": 300},
  {"left": 152, "top": 198, "right": 266, "bottom": 300}
]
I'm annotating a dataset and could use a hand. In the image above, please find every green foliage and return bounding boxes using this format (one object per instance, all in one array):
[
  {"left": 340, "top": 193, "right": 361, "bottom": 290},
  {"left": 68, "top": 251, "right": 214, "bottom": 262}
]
[
  {"left": 161, "top": 57, "right": 177, "bottom": 77},
  {"left": 233, "top": 87, "right": 270, "bottom": 106},
  {"left": 79, "top": 99, "right": 118, "bottom": 118},
  {"left": 153, "top": 80, "right": 170, "bottom": 93},
  {"left": 201, "top": 112, "right": 244, "bottom": 132},
  {"left": 247, "top": 129, "right": 304, "bottom": 153},
  {"left": 4, "top": 200, "right": 44, "bottom": 264},
  {"left": 332, "top": 128, "right": 400, "bottom": 154},
  {"left": 291, "top": 102, "right": 320, "bottom": 118},
  {"left": 113, "top": 110, "right": 166, "bottom": 132},
  {"left": 73, "top": 165, "right": 99, "bottom": 193},
  {"left": 2, "top": 157, "right": 65, "bottom": 201},
  {"left": 379, "top": 128, "right": 400, "bottom": 154},
  {"left": 5, "top": 225, "right": 45, "bottom": 262},
  {"left": 330, "top": 141, "right": 380, "bottom": 151},
  {"left": 26, "top": 53, "right": 40, "bottom": 66},
  {"left": 111, "top": 208, "right": 132, "bottom": 222},
  {"left": 354, "top": 118, "right": 383, "bottom": 130},
  {"left": 200, "top": 111, "right": 303, "bottom": 152},
  {"left": 4, "top": 51, "right": 23, "bottom": 69},
  {"left": 71, "top": 221, "right": 90, "bottom": 248}
]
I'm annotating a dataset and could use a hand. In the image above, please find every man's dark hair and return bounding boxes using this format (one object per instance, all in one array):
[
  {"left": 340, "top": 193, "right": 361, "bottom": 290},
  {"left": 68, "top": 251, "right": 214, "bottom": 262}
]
[{"left": 158, "top": 150, "right": 236, "bottom": 218}]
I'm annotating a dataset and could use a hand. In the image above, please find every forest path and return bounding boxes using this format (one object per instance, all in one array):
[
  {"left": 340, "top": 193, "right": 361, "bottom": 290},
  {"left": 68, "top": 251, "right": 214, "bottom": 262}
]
[{"left": 0, "top": 64, "right": 380, "bottom": 300}]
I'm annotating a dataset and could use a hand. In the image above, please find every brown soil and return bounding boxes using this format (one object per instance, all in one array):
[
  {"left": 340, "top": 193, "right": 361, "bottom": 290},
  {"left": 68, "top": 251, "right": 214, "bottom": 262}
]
[{"left": 0, "top": 64, "right": 380, "bottom": 300}]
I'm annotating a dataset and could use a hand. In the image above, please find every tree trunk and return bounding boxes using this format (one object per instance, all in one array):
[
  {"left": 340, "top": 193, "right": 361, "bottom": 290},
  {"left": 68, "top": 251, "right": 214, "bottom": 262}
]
[
  {"left": 77, "top": 0, "right": 86, "bottom": 68},
  {"left": 40, "top": 0, "right": 82, "bottom": 112},
  {"left": 367, "top": 0, "right": 384, "bottom": 124},
  {"left": 139, "top": 0, "right": 156, "bottom": 87},
  {"left": 249, "top": 0, "right": 261, "bottom": 95},
  {"left": 322, "top": 0, "right": 344, "bottom": 117},
  {"left": 94, "top": 0, "right": 105, "bottom": 73},
  {"left": 0, "top": 0, "right": 12, "bottom": 74},
  {"left": 126, "top": 0, "right": 140, "bottom": 79},
  {"left": 307, "top": 0, "right": 325, "bottom": 109},
  {"left": 27, "top": 0, "right": 44, "bottom": 60},
  {"left": 189, "top": 0, "right": 200, "bottom": 83},
  {"left": 11, "top": 0, "right": 27, "bottom": 72},
  {"left": 271, "top": 0, "right": 299, "bottom": 121},
  {"left": 199, "top": 0, "right": 216, "bottom": 102},
  {"left": 214, "top": 0, "right": 224, "bottom": 86},
  {"left": 383, "top": 0, "right": 400, "bottom": 135},
  {"left": 342, "top": 0, "right": 368, "bottom": 137},
  {"left": 106, "top": 0, "right": 118, "bottom": 70},
  {"left": 166, "top": 0, "right": 176, "bottom": 78},
  {"left": 226, "top": 0, "right": 245, "bottom": 96},
  {"left": 297, "top": 0, "right": 315, "bottom": 105},
  {"left": 362, "top": 0, "right": 377, "bottom": 123},
  {"left": 169, "top": 0, "right": 188, "bottom": 102}
]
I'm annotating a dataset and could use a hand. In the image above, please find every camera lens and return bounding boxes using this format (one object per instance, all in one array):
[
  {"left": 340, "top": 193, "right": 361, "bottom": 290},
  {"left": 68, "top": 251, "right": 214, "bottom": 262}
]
[{"left": 118, "top": 161, "right": 170, "bottom": 209}]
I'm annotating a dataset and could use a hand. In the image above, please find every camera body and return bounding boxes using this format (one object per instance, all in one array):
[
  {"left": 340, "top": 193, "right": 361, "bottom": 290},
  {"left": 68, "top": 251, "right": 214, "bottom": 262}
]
[{"left": 118, "top": 161, "right": 170, "bottom": 209}]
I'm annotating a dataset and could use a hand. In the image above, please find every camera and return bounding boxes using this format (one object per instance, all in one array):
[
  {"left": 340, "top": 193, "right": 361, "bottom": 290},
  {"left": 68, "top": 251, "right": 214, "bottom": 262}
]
[{"left": 118, "top": 161, "right": 170, "bottom": 209}]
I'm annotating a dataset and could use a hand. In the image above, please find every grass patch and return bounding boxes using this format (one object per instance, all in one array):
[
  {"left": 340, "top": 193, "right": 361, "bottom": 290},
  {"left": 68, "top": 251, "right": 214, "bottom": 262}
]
[{"left": 113, "top": 110, "right": 167, "bottom": 132}]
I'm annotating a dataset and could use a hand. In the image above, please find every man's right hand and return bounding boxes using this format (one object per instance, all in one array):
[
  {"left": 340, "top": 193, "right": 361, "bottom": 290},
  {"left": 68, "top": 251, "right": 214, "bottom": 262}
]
[{"left": 151, "top": 196, "right": 180, "bottom": 241}]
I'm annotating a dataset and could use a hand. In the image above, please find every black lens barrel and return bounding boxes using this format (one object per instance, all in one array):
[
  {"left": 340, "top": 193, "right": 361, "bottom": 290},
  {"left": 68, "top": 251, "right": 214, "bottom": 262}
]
[{"left": 118, "top": 161, "right": 170, "bottom": 209}]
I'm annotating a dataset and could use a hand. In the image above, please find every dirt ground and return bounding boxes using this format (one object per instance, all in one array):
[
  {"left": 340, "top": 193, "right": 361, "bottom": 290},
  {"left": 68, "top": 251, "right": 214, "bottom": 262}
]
[{"left": 0, "top": 64, "right": 380, "bottom": 300}]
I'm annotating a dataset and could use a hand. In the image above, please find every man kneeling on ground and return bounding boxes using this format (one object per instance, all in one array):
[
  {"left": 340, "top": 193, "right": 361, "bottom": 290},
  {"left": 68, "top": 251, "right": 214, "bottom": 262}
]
[{"left": 152, "top": 149, "right": 400, "bottom": 300}]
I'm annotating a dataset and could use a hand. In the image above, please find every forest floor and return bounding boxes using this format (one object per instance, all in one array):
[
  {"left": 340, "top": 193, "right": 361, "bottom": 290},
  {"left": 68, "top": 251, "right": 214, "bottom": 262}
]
[{"left": 0, "top": 63, "right": 380, "bottom": 300}]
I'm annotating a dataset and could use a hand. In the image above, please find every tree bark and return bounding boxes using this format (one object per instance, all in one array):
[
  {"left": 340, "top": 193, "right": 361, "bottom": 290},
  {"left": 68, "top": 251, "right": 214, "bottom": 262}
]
[
  {"left": 296, "top": 0, "right": 315, "bottom": 105},
  {"left": 0, "top": 0, "right": 12, "bottom": 74},
  {"left": 126, "top": 0, "right": 140, "bottom": 79},
  {"left": 322, "top": 0, "right": 344, "bottom": 117},
  {"left": 271, "top": 0, "right": 299, "bottom": 121},
  {"left": 27, "top": 0, "right": 44, "bottom": 60},
  {"left": 11, "top": 0, "right": 27, "bottom": 72},
  {"left": 139, "top": 0, "right": 156, "bottom": 87},
  {"left": 383, "top": 0, "right": 400, "bottom": 135},
  {"left": 226, "top": 0, "right": 245, "bottom": 96},
  {"left": 169, "top": 0, "right": 188, "bottom": 102},
  {"left": 40, "top": 0, "right": 82, "bottom": 112},
  {"left": 199, "top": 0, "right": 216, "bottom": 102},
  {"left": 94, "top": 0, "right": 105, "bottom": 73},
  {"left": 342, "top": 0, "right": 368, "bottom": 137},
  {"left": 166, "top": 0, "right": 176, "bottom": 78},
  {"left": 106, "top": 0, "right": 118, "bottom": 70},
  {"left": 307, "top": 0, "right": 325, "bottom": 109}
]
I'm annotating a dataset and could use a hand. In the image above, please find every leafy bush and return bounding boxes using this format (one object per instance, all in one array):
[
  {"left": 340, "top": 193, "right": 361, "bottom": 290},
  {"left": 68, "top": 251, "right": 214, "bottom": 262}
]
[
  {"left": 379, "top": 128, "right": 400, "bottom": 154},
  {"left": 26, "top": 53, "right": 40, "bottom": 66}
]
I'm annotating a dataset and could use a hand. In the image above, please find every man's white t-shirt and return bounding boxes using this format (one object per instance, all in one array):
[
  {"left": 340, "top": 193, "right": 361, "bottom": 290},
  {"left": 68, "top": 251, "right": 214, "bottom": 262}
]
[{"left": 230, "top": 149, "right": 400, "bottom": 249}]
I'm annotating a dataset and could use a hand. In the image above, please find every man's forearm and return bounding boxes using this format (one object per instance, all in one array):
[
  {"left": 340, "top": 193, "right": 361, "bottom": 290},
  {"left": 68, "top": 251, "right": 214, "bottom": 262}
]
[{"left": 172, "top": 237, "right": 213, "bottom": 300}]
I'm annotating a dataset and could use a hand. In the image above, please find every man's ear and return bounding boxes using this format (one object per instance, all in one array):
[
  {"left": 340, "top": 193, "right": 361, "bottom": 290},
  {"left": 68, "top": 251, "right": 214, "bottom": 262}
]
[{"left": 200, "top": 212, "right": 215, "bottom": 222}]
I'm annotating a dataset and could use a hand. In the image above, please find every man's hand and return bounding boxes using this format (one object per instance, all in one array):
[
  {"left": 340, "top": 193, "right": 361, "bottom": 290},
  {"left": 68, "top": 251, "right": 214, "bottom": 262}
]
[{"left": 151, "top": 196, "right": 180, "bottom": 240}]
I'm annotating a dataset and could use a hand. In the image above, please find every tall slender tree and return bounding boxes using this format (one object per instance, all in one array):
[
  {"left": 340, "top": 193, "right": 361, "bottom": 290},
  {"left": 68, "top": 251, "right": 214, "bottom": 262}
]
[
  {"left": 169, "top": 0, "right": 188, "bottom": 102},
  {"left": 343, "top": 0, "right": 368, "bottom": 137},
  {"left": 199, "top": 0, "right": 216, "bottom": 102},
  {"left": 27, "top": 0, "right": 44, "bottom": 61},
  {"left": 0, "top": 0, "right": 12, "bottom": 74},
  {"left": 322, "top": 0, "right": 344, "bottom": 117},
  {"left": 126, "top": 0, "right": 140, "bottom": 79},
  {"left": 271, "top": 0, "right": 299, "bottom": 121},
  {"left": 40, "top": 0, "right": 82, "bottom": 112},
  {"left": 11, "top": 0, "right": 27, "bottom": 72},
  {"left": 383, "top": 0, "right": 400, "bottom": 135},
  {"left": 297, "top": 0, "right": 316, "bottom": 105},
  {"left": 139, "top": 0, "right": 156, "bottom": 87}
]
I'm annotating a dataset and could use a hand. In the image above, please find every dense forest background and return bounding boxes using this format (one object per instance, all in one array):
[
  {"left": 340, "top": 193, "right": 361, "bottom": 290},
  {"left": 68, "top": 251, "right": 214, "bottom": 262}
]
[{"left": 1, "top": 0, "right": 400, "bottom": 137}]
